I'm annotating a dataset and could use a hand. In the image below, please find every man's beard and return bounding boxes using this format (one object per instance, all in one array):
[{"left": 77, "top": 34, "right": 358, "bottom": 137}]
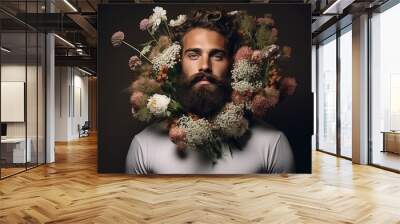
[{"left": 176, "top": 71, "right": 231, "bottom": 118}]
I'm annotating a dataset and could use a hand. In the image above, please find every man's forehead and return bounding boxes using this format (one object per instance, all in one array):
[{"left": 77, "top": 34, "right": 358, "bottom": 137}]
[{"left": 182, "top": 28, "right": 227, "bottom": 51}]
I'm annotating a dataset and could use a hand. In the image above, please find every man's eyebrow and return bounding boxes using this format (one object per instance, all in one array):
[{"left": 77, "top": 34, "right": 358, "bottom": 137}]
[
  {"left": 184, "top": 48, "right": 227, "bottom": 55},
  {"left": 184, "top": 48, "right": 202, "bottom": 54}
]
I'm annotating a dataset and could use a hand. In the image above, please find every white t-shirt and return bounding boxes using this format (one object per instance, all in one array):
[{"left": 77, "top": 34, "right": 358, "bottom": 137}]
[{"left": 126, "top": 122, "right": 295, "bottom": 174}]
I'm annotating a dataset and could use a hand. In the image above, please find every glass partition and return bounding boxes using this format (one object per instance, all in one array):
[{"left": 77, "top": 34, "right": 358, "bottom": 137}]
[
  {"left": 317, "top": 35, "right": 337, "bottom": 155},
  {"left": 370, "top": 3, "right": 400, "bottom": 171}
]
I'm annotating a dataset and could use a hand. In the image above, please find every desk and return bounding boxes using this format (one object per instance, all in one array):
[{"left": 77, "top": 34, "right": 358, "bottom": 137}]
[
  {"left": 1, "top": 138, "right": 31, "bottom": 163},
  {"left": 382, "top": 131, "right": 400, "bottom": 154}
]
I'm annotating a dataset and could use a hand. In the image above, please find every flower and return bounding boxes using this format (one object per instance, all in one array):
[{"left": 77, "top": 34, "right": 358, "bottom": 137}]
[
  {"left": 158, "top": 35, "right": 172, "bottom": 50},
  {"left": 234, "top": 46, "right": 253, "bottom": 62},
  {"left": 280, "top": 77, "right": 297, "bottom": 96},
  {"left": 169, "top": 14, "right": 187, "bottom": 27},
  {"left": 128, "top": 56, "right": 142, "bottom": 71},
  {"left": 169, "top": 126, "right": 186, "bottom": 144},
  {"left": 130, "top": 91, "right": 146, "bottom": 109},
  {"left": 256, "top": 17, "right": 274, "bottom": 26},
  {"left": 139, "top": 18, "right": 151, "bottom": 31},
  {"left": 156, "top": 64, "right": 169, "bottom": 82},
  {"left": 251, "top": 50, "right": 263, "bottom": 63},
  {"left": 213, "top": 103, "right": 248, "bottom": 138},
  {"left": 232, "top": 80, "right": 262, "bottom": 93},
  {"left": 140, "top": 45, "right": 152, "bottom": 56},
  {"left": 131, "top": 77, "right": 161, "bottom": 94},
  {"left": 264, "top": 44, "right": 280, "bottom": 59},
  {"left": 227, "top": 10, "right": 239, "bottom": 15},
  {"left": 152, "top": 43, "right": 181, "bottom": 72},
  {"left": 282, "top": 46, "right": 292, "bottom": 58},
  {"left": 149, "top": 6, "right": 167, "bottom": 34},
  {"left": 177, "top": 115, "right": 213, "bottom": 148},
  {"left": 111, "top": 31, "right": 124, "bottom": 47},
  {"left": 251, "top": 94, "right": 270, "bottom": 117},
  {"left": 231, "top": 60, "right": 261, "bottom": 83},
  {"left": 147, "top": 94, "right": 171, "bottom": 116}
]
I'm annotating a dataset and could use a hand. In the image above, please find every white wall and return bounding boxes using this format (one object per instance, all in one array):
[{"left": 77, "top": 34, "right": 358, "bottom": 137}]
[{"left": 55, "top": 67, "right": 89, "bottom": 141}]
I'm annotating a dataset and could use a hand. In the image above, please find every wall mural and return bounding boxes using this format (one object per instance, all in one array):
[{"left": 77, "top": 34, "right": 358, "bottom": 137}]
[{"left": 98, "top": 3, "right": 312, "bottom": 174}]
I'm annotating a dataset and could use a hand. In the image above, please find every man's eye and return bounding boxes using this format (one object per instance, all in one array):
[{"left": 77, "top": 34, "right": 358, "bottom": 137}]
[
  {"left": 187, "top": 53, "right": 199, "bottom": 60},
  {"left": 212, "top": 54, "right": 225, "bottom": 61}
]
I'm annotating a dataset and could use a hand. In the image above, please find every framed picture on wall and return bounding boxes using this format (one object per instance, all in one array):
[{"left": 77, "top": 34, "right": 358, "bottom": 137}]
[{"left": 98, "top": 3, "right": 312, "bottom": 174}]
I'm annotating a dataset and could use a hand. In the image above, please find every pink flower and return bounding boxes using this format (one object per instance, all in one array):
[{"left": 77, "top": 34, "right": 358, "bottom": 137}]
[
  {"left": 111, "top": 31, "right": 124, "bottom": 47},
  {"left": 130, "top": 91, "right": 146, "bottom": 109},
  {"left": 251, "top": 50, "right": 262, "bottom": 63},
  {"left": 169, "top": 126, "right": 187, "bottom": 150},
  {"left": 231, "top": 90, "right": 252, "bottom": 104},
  {"left": 281, "top": 77, "right": 297, "bottom": 96},
  {"left": 251, "top": 94, "right": 270, "bottom": 118},
  {"left": 128, "top": 56, "right": 142, "bottom": 71},
  {"left": 139, "top": 18, "right": 151, "bottom": 31},
  {"left": 234, "top": 46, "right": 253, "bottom": 62}
]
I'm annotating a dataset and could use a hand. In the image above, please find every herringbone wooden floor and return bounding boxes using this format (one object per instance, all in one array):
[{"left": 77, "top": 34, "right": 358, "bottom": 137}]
[{"left": 1, "top": 135, "right": 400, "bottom": 224}]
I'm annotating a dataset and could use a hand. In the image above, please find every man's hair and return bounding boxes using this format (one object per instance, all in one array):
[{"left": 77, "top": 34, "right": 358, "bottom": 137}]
[{"left": 171, "top": 9, "right": 240, "bottom": 57}]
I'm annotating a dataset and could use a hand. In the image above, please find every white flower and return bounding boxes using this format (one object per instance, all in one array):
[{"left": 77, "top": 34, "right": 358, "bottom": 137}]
[
  {"left": 177, "top": 116, "right": 213, "bottom": 148},
  {"left": 231, "top": 60, "right": 261, "bottom": 83},
  {"left": 149, "top": 6, "right": 167, "bottom": 34},
  {"left": 264, "top": 44, "right": 280, "bottom": 59},
  {"left": 152, "top": 43, "right": 181, "bottom": 72},
  {"left": 227, "top": 10, "right": 239, "bottom": 15},
  {"left": 169, "top": 14, "right": 187, "bottom": 27},
  {"left": 213, "top": 103, "right": 248, "bottom": 138},
  {"left": 147, "top": 94, "right": 171, "bottom": 116},
  {"left": 140, "top": 45, "right": 151, "bottom": 56},
  {"left": 232, "top": 80, "right": 262, "bottom": 93}
]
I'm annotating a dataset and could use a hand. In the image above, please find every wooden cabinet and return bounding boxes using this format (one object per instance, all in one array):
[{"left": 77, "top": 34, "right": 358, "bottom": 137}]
[{"left": 382, "top": 132, "right": 400, "bottom": 154}]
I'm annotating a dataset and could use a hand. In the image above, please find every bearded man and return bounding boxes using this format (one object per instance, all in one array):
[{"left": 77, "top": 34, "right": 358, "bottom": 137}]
[{"left": 125, "top": 9, "right": 295, "bottom": 174}]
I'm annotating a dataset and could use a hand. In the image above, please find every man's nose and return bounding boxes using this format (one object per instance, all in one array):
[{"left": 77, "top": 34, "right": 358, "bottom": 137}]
[{"left": 199, "top": 55, "right": 211, "bottom": 72}]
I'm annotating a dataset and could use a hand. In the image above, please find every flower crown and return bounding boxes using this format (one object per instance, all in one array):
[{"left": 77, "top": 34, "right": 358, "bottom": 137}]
[{"left": 111, "top": 7, "right": 297, "bottom": 162}]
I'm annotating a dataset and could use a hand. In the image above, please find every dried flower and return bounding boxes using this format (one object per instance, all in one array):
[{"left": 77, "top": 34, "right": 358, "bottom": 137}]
[
  {"left": 213, "top": 103, "right": 248, "bottom": 138},
  {"left": 231, "top": 60, "right": 261, "bottom": 82},
  {"left": 251, "top": 50, "right": 263, "bottom": 63},
  {"left": 169, "top": 126, "right": 186, "bottom": 144},
  {"left": 111, "top": 31, "right": 124, "bottom": 47},
  {"left": 147, "top": 94, "right": 171, "bottom": 116},
  {"left": 232, "top": 80, "right": 262, "bottom": 93},
  {"left": 130, "top": 91, "right": 146, "bottom": 109},
  {"left": 131, "top": 77, "right": 161, "bottom": 94},
  {"left": 152, "top": 43, "right": 181, "bottom": 72},
  {"left": 128, "top": 56, "right": 142, "bottom": 71},
  {"left": 234, "top": 46, "right": 253, "bottom": 62},
  {"left": 282, "top": 46, "right": 292, "bottom": 58},
  {"left": 264, "top": 44, "right": 280, "bottom": 59},
  {"left": 156, "top": 64, "right": 169, "bottom": 82},
  {"left": 149, "top": 6, "right": 167, "bottom": 34},
  {"left": 140, "top": 45, "right": 152, "bottom": 56},
  {"left": 139, "top": 18, "right": 151, "bottom": 31},
  {"left": 169, "top": 14, "right": 187, "bottom": 27},
  {"left": 158, "top": 35, "right": 172, "bottom": 50},
  {"left": 177, "top": 115, "right": 213, "bottom": 149},
  {"left": 251, "top": 94, "right": 270, "bottom": 117}
]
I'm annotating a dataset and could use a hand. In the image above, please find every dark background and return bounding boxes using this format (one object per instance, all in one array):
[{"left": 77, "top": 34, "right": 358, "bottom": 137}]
[{"left": 98, "top": 3, "right": 313, "bottom": 173}]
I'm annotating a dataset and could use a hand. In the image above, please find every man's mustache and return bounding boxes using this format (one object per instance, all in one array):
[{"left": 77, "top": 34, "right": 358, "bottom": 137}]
[{"left": 189, "top": 72, "right": 224, "bottom": 87}]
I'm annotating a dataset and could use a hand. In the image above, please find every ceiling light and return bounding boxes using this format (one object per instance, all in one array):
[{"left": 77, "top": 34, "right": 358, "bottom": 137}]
[
  {"left": 1, "top": 47, "right": 11, "bottom": 53},
  {"left": 322, "top": 0, "right": 354, "bottom": 15},
  {"left": 77, "top": 67, "right": 93, "bottom": 76},
  {"left": 63, "top": 0, "right": 78, "bottom": 12},
  {"left": 54, "top": 34, "right": 75, "bottom": 48}
]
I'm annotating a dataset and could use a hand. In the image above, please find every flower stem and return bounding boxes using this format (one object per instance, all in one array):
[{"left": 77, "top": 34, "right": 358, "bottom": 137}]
[
  {"left": 163, "top": 20, "right": 172, "bottom": 39},
  {"left": 146, "top": 28, "right": 158, "bottom": 43},
  {"left": 122, "top": 41, "right": 152, "bottom": 64}
]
